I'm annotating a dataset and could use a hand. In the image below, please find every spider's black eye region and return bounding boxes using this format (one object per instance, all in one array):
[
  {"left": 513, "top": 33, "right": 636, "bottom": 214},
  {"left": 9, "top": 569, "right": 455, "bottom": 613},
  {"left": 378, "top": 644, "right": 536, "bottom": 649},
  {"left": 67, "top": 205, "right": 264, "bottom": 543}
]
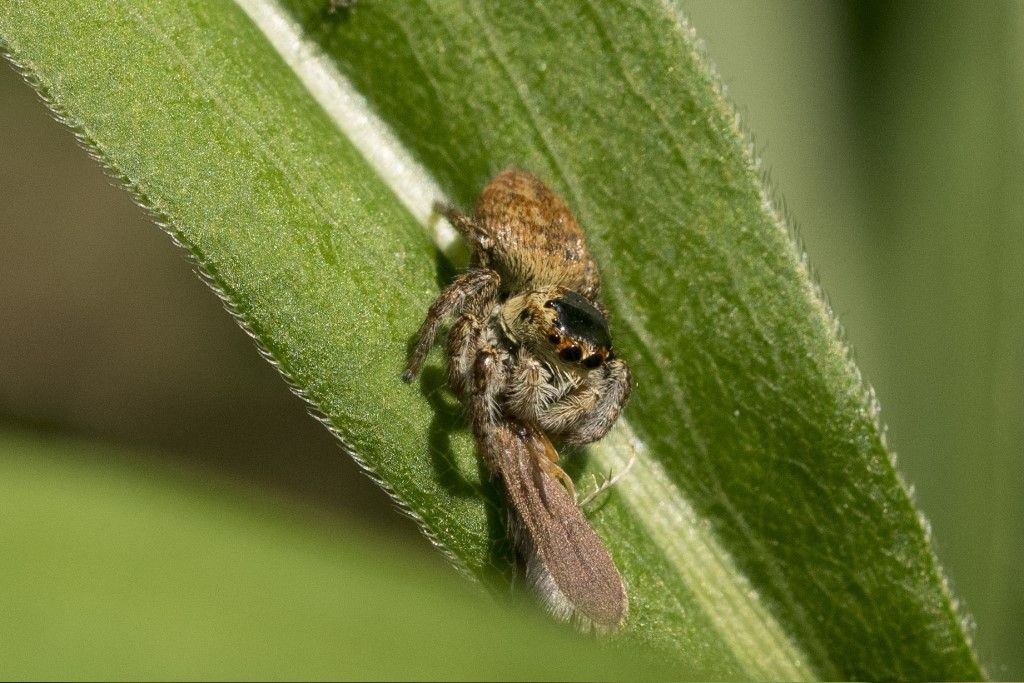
[
  {"left": 583, "top": 354, "right": 603, "bottom": 369},
  {"left": 560, "top": 346, "right": 583, "bottom": 362},
  {"left": 550, "top": 291, "right": 611, "bottom": 349},
  {"left": 548, "top": 333, "right": 561, "bottom": 344}
]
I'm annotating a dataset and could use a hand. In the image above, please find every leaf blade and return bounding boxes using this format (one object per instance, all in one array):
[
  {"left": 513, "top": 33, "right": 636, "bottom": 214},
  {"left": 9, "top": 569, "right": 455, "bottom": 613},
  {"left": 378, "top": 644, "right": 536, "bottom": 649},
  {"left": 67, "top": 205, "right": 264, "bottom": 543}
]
[{"left": 0, "top": 0, "right": 982, "bottom": 679}]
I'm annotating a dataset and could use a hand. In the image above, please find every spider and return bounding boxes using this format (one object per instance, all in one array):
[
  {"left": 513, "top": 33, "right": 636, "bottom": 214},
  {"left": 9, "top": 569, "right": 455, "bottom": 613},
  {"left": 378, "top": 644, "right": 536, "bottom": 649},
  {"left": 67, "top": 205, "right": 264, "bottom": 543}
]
[
  {"left": 403, "top": 169, "right": 632, "bottom": 466},
  {"left": 403, "top": 168, "right": 632, "bottom": 629}
]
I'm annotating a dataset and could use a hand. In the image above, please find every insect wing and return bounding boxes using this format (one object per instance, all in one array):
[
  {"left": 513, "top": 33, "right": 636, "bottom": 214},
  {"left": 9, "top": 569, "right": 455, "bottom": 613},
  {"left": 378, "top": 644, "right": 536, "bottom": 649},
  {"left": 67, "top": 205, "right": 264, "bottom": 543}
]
[{"left": 493, "top": 421, "right": 628, "bottom": 630}]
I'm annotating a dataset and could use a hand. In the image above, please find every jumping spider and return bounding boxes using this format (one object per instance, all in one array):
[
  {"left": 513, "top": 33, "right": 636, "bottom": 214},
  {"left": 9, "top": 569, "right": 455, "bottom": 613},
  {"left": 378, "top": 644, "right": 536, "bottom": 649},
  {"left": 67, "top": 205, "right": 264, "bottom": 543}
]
[
  {"left": 403, "top": 169, "right": 632, "bottom": 629},
  {"left": 403, "top": 170, "right": 632, "bottom": 480}
]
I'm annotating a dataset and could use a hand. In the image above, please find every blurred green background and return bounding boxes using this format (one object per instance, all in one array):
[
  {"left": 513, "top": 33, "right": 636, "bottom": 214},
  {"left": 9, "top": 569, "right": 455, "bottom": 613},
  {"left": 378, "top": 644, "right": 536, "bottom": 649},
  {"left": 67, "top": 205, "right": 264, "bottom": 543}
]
[{"left": 1, "top": 1, "right": 1020, "bottom": 678}]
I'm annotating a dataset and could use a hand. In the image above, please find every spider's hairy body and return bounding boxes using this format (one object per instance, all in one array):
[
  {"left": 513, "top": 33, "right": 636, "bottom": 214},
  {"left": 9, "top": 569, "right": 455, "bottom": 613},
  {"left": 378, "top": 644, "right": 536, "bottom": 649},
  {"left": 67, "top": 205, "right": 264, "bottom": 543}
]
[{"left": 404, "top": 169, "right": 631, "bottom": 631}]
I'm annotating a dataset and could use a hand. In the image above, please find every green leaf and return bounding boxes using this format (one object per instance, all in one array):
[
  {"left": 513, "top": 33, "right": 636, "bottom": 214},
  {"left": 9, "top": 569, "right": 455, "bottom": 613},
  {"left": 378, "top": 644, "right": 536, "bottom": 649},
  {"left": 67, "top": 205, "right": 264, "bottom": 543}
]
[
  {"left": 0, "top": 1, "right": 981, "bottom": 679},
  {"left": 0, "top": 431, "right": 681, "bottom": 680}
]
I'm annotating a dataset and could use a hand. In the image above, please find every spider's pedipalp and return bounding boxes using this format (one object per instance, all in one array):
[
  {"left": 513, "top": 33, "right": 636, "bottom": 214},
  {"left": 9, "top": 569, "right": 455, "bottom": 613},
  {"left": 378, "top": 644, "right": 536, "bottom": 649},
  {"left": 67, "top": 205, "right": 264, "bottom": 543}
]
[{"left": 546, "top": 359, "right": 632, "bottom": 446}]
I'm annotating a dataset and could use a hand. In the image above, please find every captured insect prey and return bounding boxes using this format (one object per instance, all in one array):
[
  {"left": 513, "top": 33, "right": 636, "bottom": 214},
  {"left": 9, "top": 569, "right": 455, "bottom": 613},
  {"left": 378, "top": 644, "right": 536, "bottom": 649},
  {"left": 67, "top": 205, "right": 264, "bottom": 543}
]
[
  {"left": 488, "top": 421, "right": 628, "bottom": 628},
  {"left": 403, "top": 169, "right": 632, "bottom": 631}
]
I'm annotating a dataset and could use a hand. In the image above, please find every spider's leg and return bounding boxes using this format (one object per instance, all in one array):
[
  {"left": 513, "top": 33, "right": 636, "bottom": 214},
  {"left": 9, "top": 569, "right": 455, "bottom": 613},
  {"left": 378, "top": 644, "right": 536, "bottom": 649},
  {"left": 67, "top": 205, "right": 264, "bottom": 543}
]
[
  {"left": 433, "top": 201, "right": 478, "bottom": 241},
  {"left": 403, "top": 268, "right": 499, "bottom": 383},
  {"left": 445, "top": 313, "right": 482, "bottom": 400},
  {"left": 468, "top": 345, "right": 508, "bottom": 474}
]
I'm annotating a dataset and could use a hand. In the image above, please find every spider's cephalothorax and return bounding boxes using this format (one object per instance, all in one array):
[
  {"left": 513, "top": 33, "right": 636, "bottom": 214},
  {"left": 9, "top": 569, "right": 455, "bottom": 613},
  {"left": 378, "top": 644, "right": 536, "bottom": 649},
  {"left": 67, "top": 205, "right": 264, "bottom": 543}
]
[
  {"left": 403, "top": 169, "right": 631, "bottom": 630},
  {"left": 501, "top": 287, "right": 613, "bottom": 369}
]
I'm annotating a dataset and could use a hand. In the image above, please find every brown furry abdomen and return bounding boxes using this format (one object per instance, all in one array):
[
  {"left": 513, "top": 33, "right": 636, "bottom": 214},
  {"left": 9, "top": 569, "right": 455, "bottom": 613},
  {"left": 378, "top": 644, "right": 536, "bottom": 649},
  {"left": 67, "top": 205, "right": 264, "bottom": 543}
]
[{"left": 473, "top": 169, "right": 601, "bottom": 299}]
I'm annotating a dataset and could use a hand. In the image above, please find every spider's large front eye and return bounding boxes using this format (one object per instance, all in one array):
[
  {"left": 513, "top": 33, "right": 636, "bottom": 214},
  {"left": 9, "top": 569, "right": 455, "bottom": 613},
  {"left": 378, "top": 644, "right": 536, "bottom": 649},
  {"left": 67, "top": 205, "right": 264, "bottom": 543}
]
[
  {"left": 583, "top": 354, "right": 603, "bottom": 369},
  {"left": 560, "top": 346, "right": 582, "bottom": 362}
]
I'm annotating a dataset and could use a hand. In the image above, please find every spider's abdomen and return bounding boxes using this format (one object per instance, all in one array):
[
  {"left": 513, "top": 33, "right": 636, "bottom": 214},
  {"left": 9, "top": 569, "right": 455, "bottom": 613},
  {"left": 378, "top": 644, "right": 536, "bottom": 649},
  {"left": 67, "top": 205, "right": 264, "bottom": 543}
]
[{"left": 473, "top": 169, "right": 601, "bottom": 298}]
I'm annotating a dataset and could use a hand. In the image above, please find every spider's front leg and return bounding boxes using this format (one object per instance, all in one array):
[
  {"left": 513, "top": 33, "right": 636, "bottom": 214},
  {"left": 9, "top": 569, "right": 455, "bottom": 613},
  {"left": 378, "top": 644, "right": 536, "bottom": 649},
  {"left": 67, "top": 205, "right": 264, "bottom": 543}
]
[
  {"left": 402, "top": 268, "right": 499, "bottom": 383},
  {"left": 536, "top": 359, "right": 632, "bottom": 447}
]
